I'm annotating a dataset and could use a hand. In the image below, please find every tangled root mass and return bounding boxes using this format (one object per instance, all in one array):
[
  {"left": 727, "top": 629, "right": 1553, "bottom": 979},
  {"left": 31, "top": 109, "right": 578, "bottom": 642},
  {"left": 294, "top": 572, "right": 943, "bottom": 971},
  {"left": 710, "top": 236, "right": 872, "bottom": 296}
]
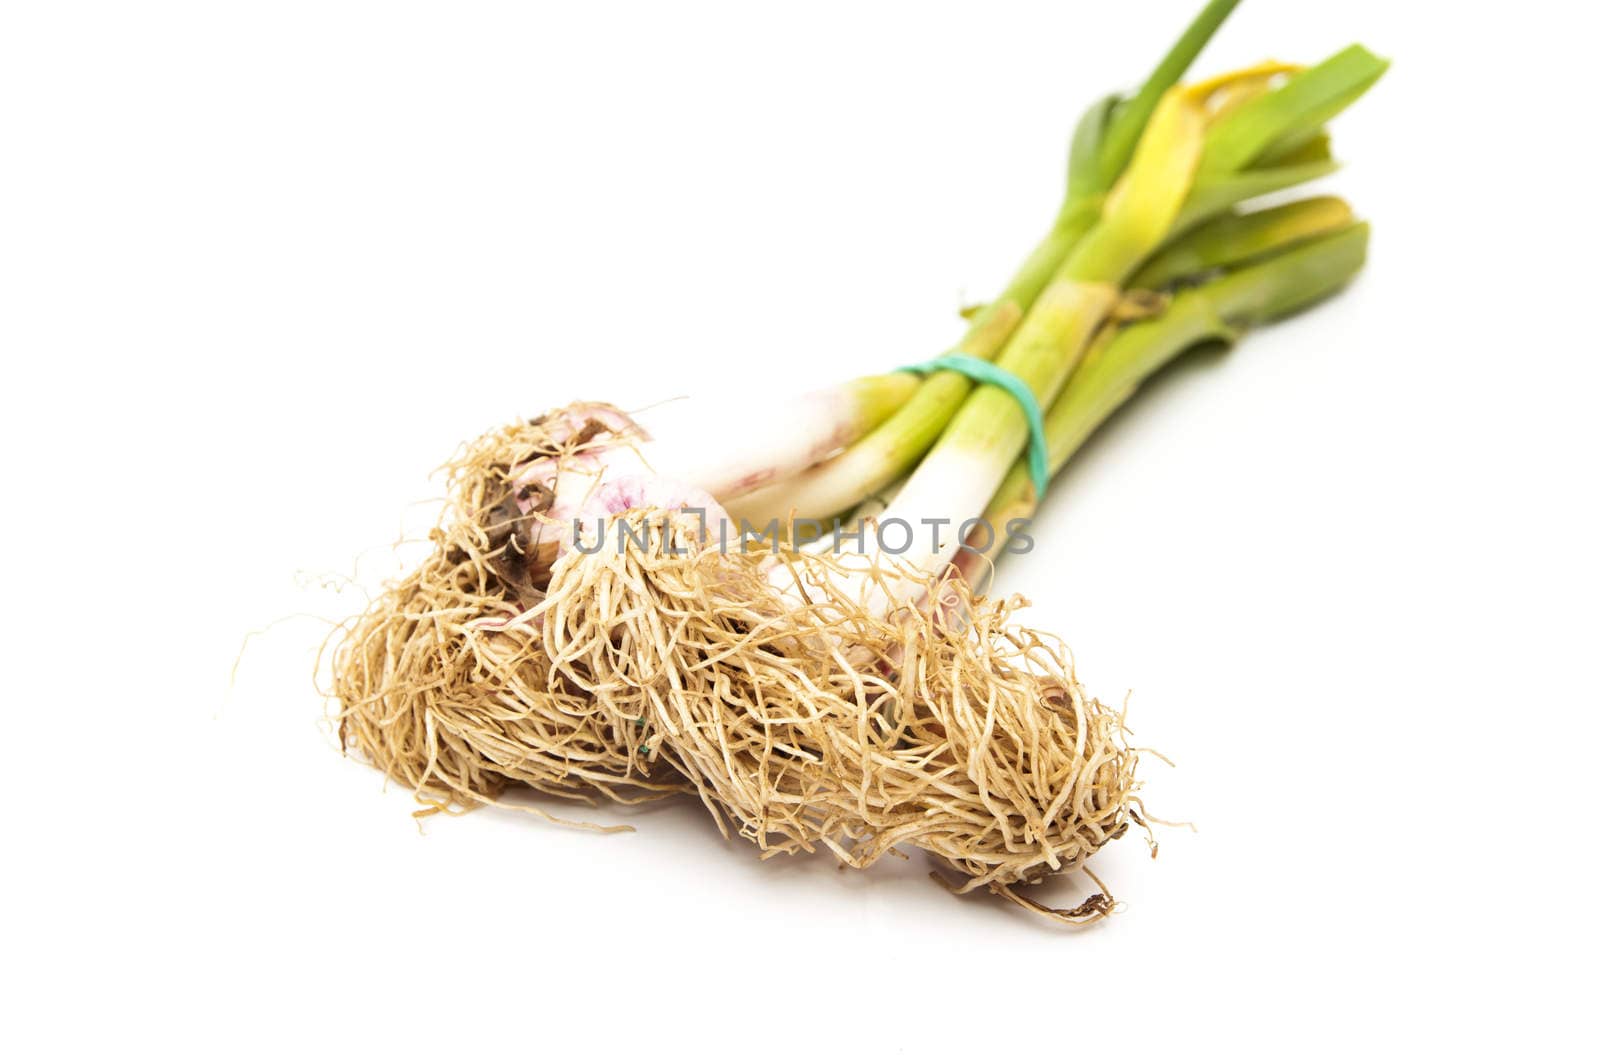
[{"left": 331, "top": 405, "right": 1148, "bottom": 923}]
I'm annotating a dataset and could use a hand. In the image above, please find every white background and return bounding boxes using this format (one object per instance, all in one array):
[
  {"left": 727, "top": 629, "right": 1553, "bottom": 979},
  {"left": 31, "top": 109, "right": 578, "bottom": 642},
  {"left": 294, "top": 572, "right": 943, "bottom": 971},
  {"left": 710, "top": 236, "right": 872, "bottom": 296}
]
[{"left": 4, "top": 1, "right": 1595, "bottom": 1058}]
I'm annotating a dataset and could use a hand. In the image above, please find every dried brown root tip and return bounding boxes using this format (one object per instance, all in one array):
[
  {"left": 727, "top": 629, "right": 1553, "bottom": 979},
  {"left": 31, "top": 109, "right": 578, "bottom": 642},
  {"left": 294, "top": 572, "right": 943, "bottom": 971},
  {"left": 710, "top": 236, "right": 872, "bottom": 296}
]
[
  {"left": 991, "top": 881, "right": 1119, "bottom": 926},
  {"left": 929, "top": 870, "right": 1117, "bottom": 926}
]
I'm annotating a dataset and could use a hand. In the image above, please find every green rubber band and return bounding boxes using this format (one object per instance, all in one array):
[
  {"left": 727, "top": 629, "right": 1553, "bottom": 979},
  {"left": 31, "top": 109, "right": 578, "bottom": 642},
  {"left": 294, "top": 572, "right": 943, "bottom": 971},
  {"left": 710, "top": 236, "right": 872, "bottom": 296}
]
[{"left": 900, "top": 352, "right": 1050, "bottom": 500}]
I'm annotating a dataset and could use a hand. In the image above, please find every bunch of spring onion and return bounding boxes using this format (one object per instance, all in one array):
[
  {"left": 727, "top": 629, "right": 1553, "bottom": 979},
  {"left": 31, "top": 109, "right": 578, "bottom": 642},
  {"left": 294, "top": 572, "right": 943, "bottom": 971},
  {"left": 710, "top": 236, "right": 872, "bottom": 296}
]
[{"left": 331, "top": 0, "right": 1384, "bottom": 921}]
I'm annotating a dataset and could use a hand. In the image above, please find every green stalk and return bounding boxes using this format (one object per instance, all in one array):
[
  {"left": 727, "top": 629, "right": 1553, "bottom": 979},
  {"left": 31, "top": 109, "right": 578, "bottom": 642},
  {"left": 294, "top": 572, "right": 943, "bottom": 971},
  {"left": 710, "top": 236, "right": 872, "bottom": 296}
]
[
  {"left": 1201, "top": 45, "right": 1389, "bottom": 174},
  {"left": 1130, "top": 195, "right": 1353, "bottom": 290},
  {"left": 1172, "top": 44, "right": 1388, "bottom": 232},
  {"left": 933, "top": 82, "right": 1212, "bottom": 469},
  {"left": 968, "top": 221, "right": 1370, "bottom": 564},
  {"left": 920, "top": 46, "right": 1387, "bottom": 550},
  {"left": 1256, "top": 129, "right": 1331, "bottom": 168},
  {"left": 1175, "top": 158, "right": 1342, "bottom": 232},
  {"left": 840, "top": 372, "right": 927, "bottom": 434},
  {"left": 1089, "top": 0, "right": 1244, "bottom": 195},
  {"left": 885, "top": 193, "right": 1102, "bottom": 469},
  {"left": 727, "top": 0, "right": 1241, "bottom": 527}
]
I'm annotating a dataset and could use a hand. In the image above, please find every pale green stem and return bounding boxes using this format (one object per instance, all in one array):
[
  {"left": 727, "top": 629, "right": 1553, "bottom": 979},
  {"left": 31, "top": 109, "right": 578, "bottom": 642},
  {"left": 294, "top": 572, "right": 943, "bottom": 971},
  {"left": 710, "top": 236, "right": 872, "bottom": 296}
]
[
  {"left": 1089, "top": 0, "right": 1243, "bottom": 194},
  {"left": 967, "top": 221, "right": 1370, "bottom": 567},
  {"left": 728, "top": 0, "right": 1245, "bottom": 527},
  {"left": 726, "top": 294, "right": 1026, "bottom": 525},
  {"left": 1130, "top": 195, "right": 1353, "bottom": 290},
  {"left": 1201, "top": 45, "right": 1389, "bottom": 174},
  {"left": 890, "top": 45, "right": 1388, "bottom": 583},
  {"left": 637, "top": 372, "right": 920, "bottom": 500}
]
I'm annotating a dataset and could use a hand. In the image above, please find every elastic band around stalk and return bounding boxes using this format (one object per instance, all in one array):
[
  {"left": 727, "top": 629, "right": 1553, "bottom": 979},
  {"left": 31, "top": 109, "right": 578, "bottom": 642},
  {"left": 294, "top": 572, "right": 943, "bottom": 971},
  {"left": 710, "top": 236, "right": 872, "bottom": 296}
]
[{"left": 899, "top": 353, "right": 1050, "bottom": 499}]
